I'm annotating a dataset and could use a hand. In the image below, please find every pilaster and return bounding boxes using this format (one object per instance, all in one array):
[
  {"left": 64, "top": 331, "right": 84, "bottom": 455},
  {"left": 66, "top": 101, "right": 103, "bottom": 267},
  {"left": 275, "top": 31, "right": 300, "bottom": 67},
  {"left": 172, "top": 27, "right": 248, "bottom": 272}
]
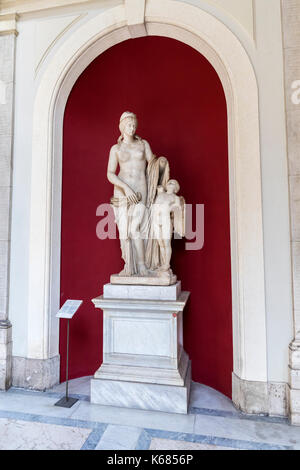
[
  {"left": 281, "top": 0, "right": 300, "bottom": 424},
  {"left": 0, "top": 13, "right": 17, "bottom": 390}
]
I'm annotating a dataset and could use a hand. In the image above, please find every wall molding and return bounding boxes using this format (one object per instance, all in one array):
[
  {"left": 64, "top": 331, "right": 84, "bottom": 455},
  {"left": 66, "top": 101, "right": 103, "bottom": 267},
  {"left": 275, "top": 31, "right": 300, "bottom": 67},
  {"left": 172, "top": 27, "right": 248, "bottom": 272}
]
[{"left": 0, "top": 13, "right": 18, "bottom": 35}]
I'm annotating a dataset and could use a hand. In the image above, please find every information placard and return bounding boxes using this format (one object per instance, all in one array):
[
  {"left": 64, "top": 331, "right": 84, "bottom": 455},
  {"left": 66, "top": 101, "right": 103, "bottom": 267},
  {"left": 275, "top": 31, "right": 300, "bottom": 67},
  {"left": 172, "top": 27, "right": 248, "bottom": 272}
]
[{"left": 56, "top": 300, "right": 83, "bottom": 319}]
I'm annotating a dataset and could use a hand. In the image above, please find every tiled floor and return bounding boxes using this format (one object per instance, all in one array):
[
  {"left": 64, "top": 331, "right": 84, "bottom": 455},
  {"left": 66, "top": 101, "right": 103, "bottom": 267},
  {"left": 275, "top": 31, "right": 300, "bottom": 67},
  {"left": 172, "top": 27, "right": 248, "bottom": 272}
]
[{"left": 0, "top": 377, "right": 299, "bottom": 450}]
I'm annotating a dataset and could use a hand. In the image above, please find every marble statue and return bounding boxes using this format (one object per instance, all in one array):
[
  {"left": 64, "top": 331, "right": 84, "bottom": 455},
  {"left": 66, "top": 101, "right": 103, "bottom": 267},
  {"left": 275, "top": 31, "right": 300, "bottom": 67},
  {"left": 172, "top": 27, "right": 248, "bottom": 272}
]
[
  {"left": 93, "top": 113, "right": 190, "bottom": 414},
  {"left": 107, "top": 111, "right": 185, "bottom": 285}
]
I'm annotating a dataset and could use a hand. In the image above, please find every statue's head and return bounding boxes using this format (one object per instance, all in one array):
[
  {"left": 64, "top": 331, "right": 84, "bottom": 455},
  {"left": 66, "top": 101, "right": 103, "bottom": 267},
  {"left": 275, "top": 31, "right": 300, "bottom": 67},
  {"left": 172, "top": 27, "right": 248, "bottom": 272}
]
[
  {"left": 119, "top": 111, "right": 138, "bottom": 139},
  {"left": 166, "top": 179, "right": 180, "bottom": 194}
]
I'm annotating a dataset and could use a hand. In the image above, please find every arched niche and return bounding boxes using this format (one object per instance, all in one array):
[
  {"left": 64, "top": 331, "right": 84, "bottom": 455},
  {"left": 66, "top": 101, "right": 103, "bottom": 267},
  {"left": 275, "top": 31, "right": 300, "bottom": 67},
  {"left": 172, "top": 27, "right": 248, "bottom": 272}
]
[{"left": 26, "top": 1, "right": 267, "bottom": 407}]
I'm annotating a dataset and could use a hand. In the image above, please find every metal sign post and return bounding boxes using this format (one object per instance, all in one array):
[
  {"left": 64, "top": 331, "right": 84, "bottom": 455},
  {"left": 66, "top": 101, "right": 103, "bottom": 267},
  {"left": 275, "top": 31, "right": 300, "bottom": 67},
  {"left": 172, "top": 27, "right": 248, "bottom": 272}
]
[{"left": 55, "top": 299, "right": 83, "bottom": 408}]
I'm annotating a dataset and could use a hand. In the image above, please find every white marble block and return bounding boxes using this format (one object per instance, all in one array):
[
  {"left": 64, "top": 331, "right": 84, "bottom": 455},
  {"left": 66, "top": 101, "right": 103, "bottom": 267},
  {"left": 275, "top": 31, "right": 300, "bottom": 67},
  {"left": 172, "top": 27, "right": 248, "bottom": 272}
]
[
  {"left": 103, "top": 281, "right": 181, "bottom": 301},
  {"left": 91, "top": 285, "right": 191, "bottom": 414},
  {"left": 91, "top": 362, "right": 191, "bottom": 414}
]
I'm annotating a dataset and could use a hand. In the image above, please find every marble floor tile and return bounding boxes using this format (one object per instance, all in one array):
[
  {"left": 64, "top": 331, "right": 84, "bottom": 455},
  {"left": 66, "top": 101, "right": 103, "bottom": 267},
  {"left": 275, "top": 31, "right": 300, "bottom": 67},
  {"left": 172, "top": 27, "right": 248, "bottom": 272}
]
[
  {"left": 71, "top": 401, "right": 195, "bottom": 433},
  {"left": 189, "top": 382, "right": 238, "bottom": 413},
  {"left": 96, "top": 424, "right": 142, "bottom": 450},
  {"left": 0, "top": 390, "right": 81, "bottom": 418},
  {"left": 0, "top": 418, "right": 91, "bottom": 450},
  {"left": 0, "top": 377, "right": 298, "bottom": 451},
  {"left": 50, "top": 376, "right": 91, "bottom": 397},
  {"left": 149, "top": 438, "right": 239, "bottom": 450},
  {"left": 49, "top": 376, "right": 238, "bottom": 414},
  {"left": 194, "top": 414, "right": 300, "bottom": 448},
  {"left": 81, "top": 427, "right": 107, "bottom": 450}
]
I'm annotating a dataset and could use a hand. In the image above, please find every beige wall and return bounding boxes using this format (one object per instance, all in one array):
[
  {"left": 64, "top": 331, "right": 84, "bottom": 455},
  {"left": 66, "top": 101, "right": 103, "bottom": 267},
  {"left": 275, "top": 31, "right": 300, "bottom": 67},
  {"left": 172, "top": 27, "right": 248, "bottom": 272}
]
[
  {"left": 178, "top": 0, "right": 255, "bottom": 38},
  {"left": 282, "top": 0, "right": 300, "bottom": 338},
  {"left": 2, "top": 0, "right": 294, "bottom": 399},
  {"left": 282, "top": 0, "right": 300, "bottom": 425}
]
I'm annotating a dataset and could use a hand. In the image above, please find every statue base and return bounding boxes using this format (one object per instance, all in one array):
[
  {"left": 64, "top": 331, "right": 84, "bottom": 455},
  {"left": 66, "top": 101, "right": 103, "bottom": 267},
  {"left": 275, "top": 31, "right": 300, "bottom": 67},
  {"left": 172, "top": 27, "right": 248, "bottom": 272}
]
[
  {"left": 110, "top": 272, "right": 177, "bottom": 286},
  {"left": 91, "top": 361, "right": 191, "bottom": 414},
  {"left": 91, "top": 282, "right": 191, "bottom": 414}
]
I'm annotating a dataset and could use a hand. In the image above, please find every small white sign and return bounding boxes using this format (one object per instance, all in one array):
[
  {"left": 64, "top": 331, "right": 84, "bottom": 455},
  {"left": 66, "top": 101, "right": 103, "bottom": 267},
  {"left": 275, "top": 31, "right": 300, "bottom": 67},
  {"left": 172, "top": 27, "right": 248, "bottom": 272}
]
[{"left": 56, "top": 300, "right": 83, "bottom": 319}]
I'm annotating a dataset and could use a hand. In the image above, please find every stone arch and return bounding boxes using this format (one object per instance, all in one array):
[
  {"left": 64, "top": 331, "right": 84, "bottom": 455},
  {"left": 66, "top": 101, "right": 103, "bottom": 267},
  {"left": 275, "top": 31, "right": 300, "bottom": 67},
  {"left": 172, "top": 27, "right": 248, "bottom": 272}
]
[{"left": 27, "top": 1, "right": 267, "bottom": 405}]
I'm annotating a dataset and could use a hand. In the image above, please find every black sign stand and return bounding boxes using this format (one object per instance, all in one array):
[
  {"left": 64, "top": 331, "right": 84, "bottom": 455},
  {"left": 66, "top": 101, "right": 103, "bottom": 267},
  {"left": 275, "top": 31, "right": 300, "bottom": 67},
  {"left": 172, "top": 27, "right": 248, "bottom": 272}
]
[{"left": 55, "top": 300, "right": 82, "bottom": 408}]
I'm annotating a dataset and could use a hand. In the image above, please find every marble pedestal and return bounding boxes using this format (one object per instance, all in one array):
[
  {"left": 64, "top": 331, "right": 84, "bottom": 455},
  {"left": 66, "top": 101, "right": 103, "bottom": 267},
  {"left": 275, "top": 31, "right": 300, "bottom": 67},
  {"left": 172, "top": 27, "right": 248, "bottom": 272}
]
[
  {"left": 110, "top": 272, "right": 177, "bottom": 286},
  {"left": 91, "top": 282, "right": 191, "bottom": 414}
]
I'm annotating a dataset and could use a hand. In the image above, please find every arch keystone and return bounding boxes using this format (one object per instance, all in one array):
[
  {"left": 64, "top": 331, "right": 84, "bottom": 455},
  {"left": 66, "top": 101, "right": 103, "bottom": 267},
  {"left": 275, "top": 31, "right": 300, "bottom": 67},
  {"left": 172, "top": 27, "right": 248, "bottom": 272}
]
[{"left": 125, "top": 0, "right": 147, "bottom": 38}]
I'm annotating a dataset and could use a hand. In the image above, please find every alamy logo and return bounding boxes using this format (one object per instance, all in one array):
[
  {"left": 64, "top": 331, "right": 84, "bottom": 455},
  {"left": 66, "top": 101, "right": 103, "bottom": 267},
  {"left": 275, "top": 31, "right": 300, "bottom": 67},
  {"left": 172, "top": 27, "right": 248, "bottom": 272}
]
[{"left": 96, "top": 203, "right": 205, "bottom": 251}]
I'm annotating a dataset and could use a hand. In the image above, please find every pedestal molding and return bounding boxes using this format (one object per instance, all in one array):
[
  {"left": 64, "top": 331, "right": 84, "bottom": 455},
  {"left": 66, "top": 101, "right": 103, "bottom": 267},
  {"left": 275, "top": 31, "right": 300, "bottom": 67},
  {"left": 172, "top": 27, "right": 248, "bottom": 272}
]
[
  {"left": 93, "top": 291, "right": 190, "bottom": 312},
  {"left": 96, "top": 349, "right": 189, "bottom": 386}
]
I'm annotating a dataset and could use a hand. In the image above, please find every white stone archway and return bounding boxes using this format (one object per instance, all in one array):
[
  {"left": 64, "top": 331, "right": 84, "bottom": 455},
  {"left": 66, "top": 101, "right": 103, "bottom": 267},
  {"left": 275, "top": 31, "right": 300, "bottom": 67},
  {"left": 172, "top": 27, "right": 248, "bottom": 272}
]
[{"left": 26, "top": 0, "right": 267, "bottom": 411}]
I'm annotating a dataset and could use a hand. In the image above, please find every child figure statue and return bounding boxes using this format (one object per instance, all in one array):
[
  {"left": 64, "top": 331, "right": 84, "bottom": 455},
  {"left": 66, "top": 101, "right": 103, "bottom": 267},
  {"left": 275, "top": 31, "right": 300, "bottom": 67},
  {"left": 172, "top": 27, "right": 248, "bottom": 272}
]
[{"left": 146, "top": 180, "right": 185, "bottom": 277}]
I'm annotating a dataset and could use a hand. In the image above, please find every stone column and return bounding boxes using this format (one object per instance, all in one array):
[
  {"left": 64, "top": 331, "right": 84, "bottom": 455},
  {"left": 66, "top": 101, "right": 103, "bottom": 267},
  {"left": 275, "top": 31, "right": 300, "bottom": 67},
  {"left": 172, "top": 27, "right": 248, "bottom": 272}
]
[
  {"left": 0, "top": 14, "right": 17, "bottom": 390},
  {"left": 281, "top": 0, "right": 300, "bottom": 425}
]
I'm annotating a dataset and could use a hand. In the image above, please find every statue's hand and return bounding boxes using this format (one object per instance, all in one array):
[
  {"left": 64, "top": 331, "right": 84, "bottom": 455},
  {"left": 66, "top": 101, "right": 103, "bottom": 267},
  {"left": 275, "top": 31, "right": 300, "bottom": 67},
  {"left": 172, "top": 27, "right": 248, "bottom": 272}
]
[{"left": 125, "top": 186, "right": 139, "bottom": 204}]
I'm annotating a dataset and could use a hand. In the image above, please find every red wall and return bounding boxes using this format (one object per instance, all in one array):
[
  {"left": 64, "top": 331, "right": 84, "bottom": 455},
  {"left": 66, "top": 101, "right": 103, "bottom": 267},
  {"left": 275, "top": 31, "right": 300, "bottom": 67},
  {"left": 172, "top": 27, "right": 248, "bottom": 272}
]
[{"left": 60, "top": 36, "right": 233, "bottom": 398}]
